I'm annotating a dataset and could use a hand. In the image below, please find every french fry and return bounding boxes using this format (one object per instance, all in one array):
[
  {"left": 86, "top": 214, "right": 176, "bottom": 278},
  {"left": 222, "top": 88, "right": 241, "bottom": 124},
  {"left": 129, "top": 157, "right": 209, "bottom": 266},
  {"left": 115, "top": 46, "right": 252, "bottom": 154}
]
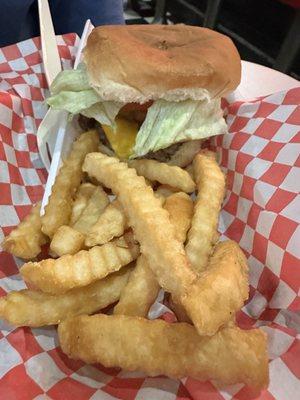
[
  {"left": 83, "top": 153, "right": 196, "bottom": 299},
  {"left": 155, "top": 184, "right": 178, "bottom": 199},
  {"left": 185, "top": 150, "right": 226, "bottom": 272},
  {"left": 50, "top": 225, "right": 85, "bottom": 257},
  {"left": 41, "top": 130, "right": 99, "bottom": 238},
  {"left": 21, "top": 232, "right": 140, "bottom": 294},
  {"left": 181, "top": 240, "right": 249, "bottom": 335},
  {"left": 0, "top": 267, "right": 132, "bottom": 327},
  {"left": 72, "top": 186, "right": 109, "bottom": 234},
  {"left": 83, "top": 154, "right": 249, "bottom": 336},
  {"left": 114, "top": 256, "right": 158, "bottom": 317},
  {"left": 70, "top": 183, "right": 97, "bottom": 225},
  {"left": 2, "top": 202, "right": 47, "bottom": 260},
  {"left": 164, "top": 192, "right": 193, "bottom": 320},
  {"left": 128, "top": 159, "right": 196, "bottom": 193},
  {"left": 168, "top": 139, "right": 202, "bottom": 167},
  {"left": 85, "top": 201, "right": 126, "bottom": 247},
  {"left": 51, "top": 186, "right": 109, "bottom": 256},
  {"left": 115, "top": 193, "right": 192, "bottom": 317},
  {"left": 58, "top": 314, "right": 269, "bottom": 389},
  {"left": 164, "top": 192, "right": 193, "bottom": 243}
]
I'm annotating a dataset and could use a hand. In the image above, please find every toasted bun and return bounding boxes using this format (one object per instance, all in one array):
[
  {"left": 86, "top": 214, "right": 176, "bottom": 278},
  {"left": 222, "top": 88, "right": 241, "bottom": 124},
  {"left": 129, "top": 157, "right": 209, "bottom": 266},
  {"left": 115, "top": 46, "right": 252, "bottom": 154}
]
[{"left": 84, "top": 24, "right": 241, "bottom": 103}]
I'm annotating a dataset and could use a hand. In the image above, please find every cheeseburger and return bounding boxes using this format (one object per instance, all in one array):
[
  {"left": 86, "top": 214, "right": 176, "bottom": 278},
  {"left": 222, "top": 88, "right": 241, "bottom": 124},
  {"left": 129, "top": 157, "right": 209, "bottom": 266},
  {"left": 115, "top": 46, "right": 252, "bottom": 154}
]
[{"left": 48, "top": 24, "right": 241, "bottom": 160}]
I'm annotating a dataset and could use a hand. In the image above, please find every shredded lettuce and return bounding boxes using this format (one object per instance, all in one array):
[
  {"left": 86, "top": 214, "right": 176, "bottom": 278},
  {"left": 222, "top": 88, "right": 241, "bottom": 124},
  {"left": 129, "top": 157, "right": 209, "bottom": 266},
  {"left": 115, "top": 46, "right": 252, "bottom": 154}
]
[
  {"left": 47, "top": 67, "right": 123, "bottom": 125},
  {"left": 50, "top": 68, "right": 90, "bottom": 94},
  {"left": 81, "top": 101, "right": 123, "bottom": 126},
  {"left": 132, "top": 99, "right": 227, "bottom": 158},
  {"left": 47, "top": 89, "right": 100, "bottom": 115}
]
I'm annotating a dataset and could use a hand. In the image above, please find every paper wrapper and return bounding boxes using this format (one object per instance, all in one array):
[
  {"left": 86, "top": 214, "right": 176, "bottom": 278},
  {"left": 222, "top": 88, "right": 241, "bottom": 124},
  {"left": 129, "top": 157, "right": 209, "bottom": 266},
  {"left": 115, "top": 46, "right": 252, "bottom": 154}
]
[{"left": 0, "top": 34, "right": 299, "bottom": 400}]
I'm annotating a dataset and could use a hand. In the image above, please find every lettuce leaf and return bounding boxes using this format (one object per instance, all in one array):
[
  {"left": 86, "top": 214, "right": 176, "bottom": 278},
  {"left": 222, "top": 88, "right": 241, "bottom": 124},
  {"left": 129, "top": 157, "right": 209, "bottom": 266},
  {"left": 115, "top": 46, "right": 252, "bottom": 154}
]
[
  {"left": 47, "top": 66, "right": 123, "bottom": 125},
  {"left": 50, "top": 68, "right": 90, "bottom": 94},
  {"left": 47, "top": 89, "right": 100, "bottom": 115},
  {"left": 81, "top": 101, "right": 123, "bottom": 126},
  {"left": 132, "top": 99, "right": 227, "bottom": 158}
]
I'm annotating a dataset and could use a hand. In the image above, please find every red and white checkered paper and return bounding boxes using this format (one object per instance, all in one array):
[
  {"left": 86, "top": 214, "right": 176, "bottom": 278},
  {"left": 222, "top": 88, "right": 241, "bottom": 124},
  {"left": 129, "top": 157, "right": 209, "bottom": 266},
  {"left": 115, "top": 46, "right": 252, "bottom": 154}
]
[{"left": 0, "top": 34, "right": 299, "bottom": 400}]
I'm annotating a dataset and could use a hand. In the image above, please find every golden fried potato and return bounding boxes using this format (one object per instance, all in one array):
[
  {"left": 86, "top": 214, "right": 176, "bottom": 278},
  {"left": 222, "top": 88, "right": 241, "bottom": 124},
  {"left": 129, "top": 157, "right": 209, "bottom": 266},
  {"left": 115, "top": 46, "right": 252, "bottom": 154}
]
[
  {"left": 164, "top": 192, "right": 193, "bottom": 243},
  {"left": 168, "top": 139, "right": 202, "bottom": 167},
  {"left": 164, "top": 192, "right": 193, "bottom": 320},
  {"left": 70, "top": 183, "right": 97, "bottom": 225},
  {"left": 155, "top": 184, "right": 179, "bottom": 199},
  {"left": 50, "top": 225, "right": 85, "bottom": 257},
  {"left": 21, "top": 233, "right": 140, "bottom": 294},
  {"left": 41, "top": 130, "right": 99, "bottom": 238},
  {"left": 83, "top": 154, "right": 248, "bottom": 337},
  {"left": 185, "top": 150, "right": 226, "bottom": 272},
  {"left": 58, "top": 314, "right": 269, "bottom": 389},
  {"left": 72, "top": 186, "right": 109, "bottom": 234},
  {"left": 114, "top": 192, "right": 192, "bottom": 318},
  {"left": 83, "top": 153, "right": 196, "bottom": 298},
  {"left": 181, "top": 240, "right": 249, "bottom": 336},
  {"left": 2, "top": 202, "right": 47, "bottom": 260},
  {"left": 51, "top": 186, "right": 109, "bottom": 256},
  {"left": 85, "top": 201, "right": 126, "bottom": 247},
  {"left": 0, "top": 267, "right": 132, "bottom": 327},
  {"left": 114, "top": 255, "right": 158, "bottom": 317},
  {"left": 129, "top": 159, "right": 196, "bottom": 193}
]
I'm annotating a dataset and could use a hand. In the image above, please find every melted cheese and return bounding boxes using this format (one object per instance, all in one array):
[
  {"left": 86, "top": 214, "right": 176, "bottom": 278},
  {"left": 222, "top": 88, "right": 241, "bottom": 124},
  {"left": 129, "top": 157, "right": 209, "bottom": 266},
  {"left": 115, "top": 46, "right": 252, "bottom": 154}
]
[{"left": 102, "top": 117, "right": 139, "bottom": 159}]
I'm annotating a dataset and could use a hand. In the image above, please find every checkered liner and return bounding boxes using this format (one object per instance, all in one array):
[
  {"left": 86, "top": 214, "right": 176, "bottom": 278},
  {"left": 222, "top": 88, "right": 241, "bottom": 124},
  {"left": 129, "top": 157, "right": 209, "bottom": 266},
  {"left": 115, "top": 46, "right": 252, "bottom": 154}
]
[{"left": 0, "top": 35, "right": 299, "bottom": 400}]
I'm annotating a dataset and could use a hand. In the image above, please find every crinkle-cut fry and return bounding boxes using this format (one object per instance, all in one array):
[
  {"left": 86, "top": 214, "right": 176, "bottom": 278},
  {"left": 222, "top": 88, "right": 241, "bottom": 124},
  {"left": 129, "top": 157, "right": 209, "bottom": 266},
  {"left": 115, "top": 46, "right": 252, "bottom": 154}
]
[
  {"left": 2, "top": 202, "right": 47, "bottom": 260},
  {"left": 50, "top": 225, "right": 85, "bottom": 257},
  {"left": 83, "top": 153, "right": 196, "bottom": 297},
  {"left": 114, "top": 191, "right": 192, "bottom": 318},
  {"left": 185, "top": 150, "right": 226, "bottom": 273},
  {"left": 0, "top": 267, "right": 132, "bottom": 327},
  {"left": 181, "top": 240, "right": 249, "bottom": 336},
  {"left": 51, "top": 187, "right": 109, "bottom": 256},
  {"left": 155, "top": 185, "right": 179, "bottom": 199},
  {"left": 85, "top": 201, "right": 126, "bottom": 247},
  {"left": 72, "top": 186, "right": 109, "bottom": 234},
  {"left": 70, "top": 183, "right": 97, "bottom": 225},
  {"left": 83, "top": 154, "right": 247, "bottom": 337},
  {"left": 58, "top": 314, "right": 269, "bottom": 389},
  {"left": 128, "top": 159, "right": 196, "bottom": 193},
  {"left": 41, "top": 130, "right": 99, "bottom": 238},
  {"left": 164, "top": 193, "right": 193, "bottom": 320},
  {"left": 164, "top": 192, "right": 193, "bottom": 243},
  {"left": 114, "top": 255, "right": 158, "bottom": 317},
  {"left": 20, "top": 232, "right": 140, "bottom": 294},
  {"left": 168, "top": 139, "right": 202, "bottom": 168}
]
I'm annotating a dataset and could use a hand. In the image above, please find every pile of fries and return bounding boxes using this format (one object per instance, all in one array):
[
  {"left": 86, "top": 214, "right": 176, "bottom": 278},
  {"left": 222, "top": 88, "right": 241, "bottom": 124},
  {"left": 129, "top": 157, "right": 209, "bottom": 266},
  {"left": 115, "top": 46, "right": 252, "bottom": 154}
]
[{"left": 0, "top": 130, "right": 269, "bottom": 389}]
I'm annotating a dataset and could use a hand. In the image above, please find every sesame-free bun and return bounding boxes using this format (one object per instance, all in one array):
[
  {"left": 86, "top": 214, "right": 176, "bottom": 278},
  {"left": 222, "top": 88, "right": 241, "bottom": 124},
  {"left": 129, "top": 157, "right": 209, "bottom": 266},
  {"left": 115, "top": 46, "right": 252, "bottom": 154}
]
[{"left": 84, "top": 24, "right": 241, "bottom": 103}]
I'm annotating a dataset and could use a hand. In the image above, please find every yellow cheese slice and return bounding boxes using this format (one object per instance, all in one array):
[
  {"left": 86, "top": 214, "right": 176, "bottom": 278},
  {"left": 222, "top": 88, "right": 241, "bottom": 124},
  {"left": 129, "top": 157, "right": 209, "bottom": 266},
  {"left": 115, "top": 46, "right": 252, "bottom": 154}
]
[{"left": 102, "top": 117, "right": 139, "bottom": 159}]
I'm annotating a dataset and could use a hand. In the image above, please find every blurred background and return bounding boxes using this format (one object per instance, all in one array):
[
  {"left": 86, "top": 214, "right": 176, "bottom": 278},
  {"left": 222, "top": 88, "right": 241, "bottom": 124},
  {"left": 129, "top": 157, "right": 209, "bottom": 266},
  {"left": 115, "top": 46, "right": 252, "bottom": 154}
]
[{"left": 124, "top": 0, "right": 300, "bottom": 80}]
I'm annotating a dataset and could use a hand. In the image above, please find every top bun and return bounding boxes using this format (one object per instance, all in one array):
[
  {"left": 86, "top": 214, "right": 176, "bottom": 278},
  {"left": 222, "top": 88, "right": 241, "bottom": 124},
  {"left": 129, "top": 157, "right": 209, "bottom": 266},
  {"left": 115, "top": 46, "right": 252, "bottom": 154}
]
[{"left": 84, "top": 24, "right": 241, "bottom": 104}]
